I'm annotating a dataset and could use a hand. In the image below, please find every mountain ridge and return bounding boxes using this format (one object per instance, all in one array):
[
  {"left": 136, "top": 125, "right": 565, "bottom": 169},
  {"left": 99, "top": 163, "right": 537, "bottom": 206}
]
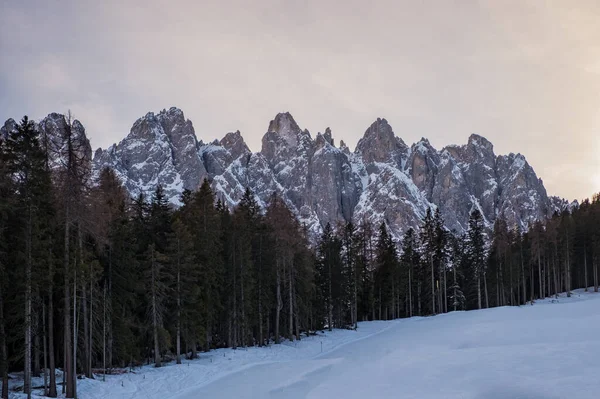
[{"left": 2, "top": 107, "right": 574, "bottom": 239}]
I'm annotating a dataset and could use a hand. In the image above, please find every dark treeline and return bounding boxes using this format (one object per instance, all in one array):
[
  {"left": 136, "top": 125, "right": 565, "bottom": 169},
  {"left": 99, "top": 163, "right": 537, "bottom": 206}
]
[{"left": 1, "top": 116, "right": 600, "bottom": 399}]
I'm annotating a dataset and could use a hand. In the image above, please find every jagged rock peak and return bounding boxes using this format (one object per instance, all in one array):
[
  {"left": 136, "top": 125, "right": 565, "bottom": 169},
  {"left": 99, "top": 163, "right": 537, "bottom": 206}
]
[
  {"left": 323, "top": 127, "right": 334, "bottom": 146},
  {"left": 220, "top": 130, "right": 250, "bottom": 160},
  {"left": 267, "top": 112, "right": 304, "bottom": 147},
  {"left": 412, "top": 137, "right": 436, "bottom": 154},
  {"left": 92, "top": 107, "right": 207, "bottom": 205},
  {"left": 315, "top": 128, "right": 336, "bottom": 149},
  {"left": 355, "top": 117, "right": 408, "bottom": 165},
  {"left": 0, "top": 118, "right": 17, "bottom": 139},
  {"left": 467, "top": 133, "right": 494, "bottom": 152},
  {"left": 15, "top": 107, "right": 559, "bottom": 243}
]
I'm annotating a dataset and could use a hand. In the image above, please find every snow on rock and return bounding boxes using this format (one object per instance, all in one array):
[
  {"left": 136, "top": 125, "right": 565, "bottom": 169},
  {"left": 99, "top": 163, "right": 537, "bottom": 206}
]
[
  {"left": 91, "top": 111, "right": 566, "bottom": 237},
  {"left": 93, "top": 107, "right": 207, "bottom": 205},
  {"left": 3, "top": 109, "right": 562, "bottom": 240}
]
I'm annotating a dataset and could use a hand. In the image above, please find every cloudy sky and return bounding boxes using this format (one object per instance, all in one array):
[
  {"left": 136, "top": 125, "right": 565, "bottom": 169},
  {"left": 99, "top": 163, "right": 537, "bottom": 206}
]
[{"left": 1, "top": 0, "right": 599, "bottom": 200}]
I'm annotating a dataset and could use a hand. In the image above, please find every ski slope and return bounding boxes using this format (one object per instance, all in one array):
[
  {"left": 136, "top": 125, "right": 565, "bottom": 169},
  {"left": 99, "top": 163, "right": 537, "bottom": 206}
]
[{"left": 13, "top": 289, "right": 600, "bottom": 398}]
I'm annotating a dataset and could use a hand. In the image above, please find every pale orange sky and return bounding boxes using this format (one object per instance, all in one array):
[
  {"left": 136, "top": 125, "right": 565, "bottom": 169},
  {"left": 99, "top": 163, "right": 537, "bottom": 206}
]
[{"left": 1, "top": 0, "right": 599, "bottom": 200}]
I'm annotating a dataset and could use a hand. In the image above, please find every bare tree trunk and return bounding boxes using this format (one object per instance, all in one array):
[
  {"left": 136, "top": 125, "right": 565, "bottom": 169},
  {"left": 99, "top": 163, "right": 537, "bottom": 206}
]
[
  {"left": 328, "top": 253, "right": 333, "bottom": 331},
  {"left": 48, "top": 261, "right": 57, "bottom": 397},
  {"left": 43, "top": 303, "right": 48, "bottom": 395},
  {"left": 64, "top": 204, "right": 74, "bottom": 398},
  {"left": 266, "top": 307, "right": 270, "bottom": 345},
  {"left": 232, "top": 241, "right": 238, "bottom": 349},
  {"left": 519, "top": 241, "right": 527, "bottom": 304},
  {"left": 391, "top": 278, "right": 395, "bottom": 320},
  {"left": 417, "top": 282, "right": 422, "bottom": 316},
  {"left": 288, "top": 259, "right": 294, "bottom": 341},
  {"left": 107, "top": 246, "right": 113, "bottom": 371},
  {"left": 73, "top": 265, "right": 78, "bottom": 399},
  {"left": 293, "top": 274, "right": 300, "bottom": 341},
  {"left": 443, "top": 263, "right": 447, "bottom": 313},
  {"left": 516, "top": 263, "right": 521, "bottom": 305},
  {"left": 431, "top": 256, "right": 436, "bottom": 314},
  {"left": 370, "top": 270, "right": 375, "bottom": 321},
  {"left": 477, "top": 275, "right": 482, "bottom": 310},
  {"left": 258, "top": 236, "right": 263, "bottom": 345},
  {"left": 496, "top": 265, "right": 500, "bottom": 306},
  {"left": 275, "top": 259, "right": 282, "bottom": 344},
  {"left": 353, "top": 264, "right": 358, "bottom": 328},
  {"left": 530, "top": 266, "right": 534, "bottom": 305},
  {"left": 553, "top": 250, "right": 558, "bottom": 298},
  {"left": 537, "top": 250, "right": 542, "bottom": 299},
  {"left": 102, "top": 285, "right": 106, "bottom": 382},
  {"left": 452, "top": 263, "right": 457, "bottom": 311},
  {"left": 82, "top": 271, "right": 89, "bottom": 378},
  {"left": 484, "top": 270, "right": 489, "bottom": 309},
  {"left": 408, "top": 268, "right": 413, "bottom": 317},
  {"left": 509, "top": 257, "right": 514, "bottom": 306},
  {"left": 594, "top": 254, "right": 599, "bottom": 293},
  {"left": 204, "top": 295, "right": 210, "bottom": 352},
  {"left": 33, "top": 297, "right": 41, "bottom": 377},
  {"left": 378, "top": 287, "right": 382, "bottom": 320},
  {"left": 520, "top": 241, "right": 526, "bottom": 305},
  {"left": 24, "top": 208, "right": 32, "bottom": 399},
  {"left": 584, "top": 244, "right": 588, "bottom": 291},
  {"left": 0, "top": 270, "right": 8, "bottom": 399},
  {"left": 566, "top": 237, "right": 571, "bottom": 297},
  {"left": 151, "top": 248, "right": 161, "bottom": 367},
  {"left": 176, "top": 237, "right": 181, "bottom": 364},
  {"left": 88, "top": 262, "right": 93, "bottom": 378},
  {"left": 499, "top": 260, "right": 505, "bottom": 306},
  {"left": 240, "top": 245, "right": 246, "bottom": 347}
]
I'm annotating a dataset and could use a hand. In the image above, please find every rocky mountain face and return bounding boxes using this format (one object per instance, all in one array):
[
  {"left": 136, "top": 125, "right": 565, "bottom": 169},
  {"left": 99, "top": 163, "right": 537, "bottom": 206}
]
[
  {"left": 3, "top": 108, "right": 570, "bottom": 239},
  {"left": 2, "top": 113, "right": 92, "bottom": 172}
]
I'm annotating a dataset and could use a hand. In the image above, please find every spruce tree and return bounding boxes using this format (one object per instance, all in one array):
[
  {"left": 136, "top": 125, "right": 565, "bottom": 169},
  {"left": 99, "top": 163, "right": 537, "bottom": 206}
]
[
  {"left": 6, "top": 117, "right": 54, "bottom": 399},
  {"left": 419, "top": 208, "right": 436, "bottom": 315},
  {"left": 400, "top": 228, "right": 419, "bottom": 317},
  {"left": 466, "top": 209, "right": 486, "bottom": 310}
]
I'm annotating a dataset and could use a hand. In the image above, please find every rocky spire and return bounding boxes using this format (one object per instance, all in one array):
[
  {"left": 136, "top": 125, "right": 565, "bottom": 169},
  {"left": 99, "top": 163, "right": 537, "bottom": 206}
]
[
  {"left": 355, "top": 118, "right": 408, "bottom": 166},
  {"left": 266, "top": 112, "right": 303, "bottom": 148},
  {"left": 220, "top": 130, "right": 250, "bottom": 160}
]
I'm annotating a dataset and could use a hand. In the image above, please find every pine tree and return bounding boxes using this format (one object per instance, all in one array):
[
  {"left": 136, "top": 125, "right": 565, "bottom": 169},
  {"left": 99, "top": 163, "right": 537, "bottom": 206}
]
[
  {"left": 0, "top": 127, "right": 14, "bottom": 399},
  {"left": 341, "top": 222, "right": 358, "bottom": 328},
  {"left": 316, "top": 223, "right": 340, "bottom": 330},
  {"left": 6, "top": 117, "right": 54, "bottom": 399},
  {"left": 265, "top": 192, "right": 304, "bottom": 342},
  {"left": 447, "top": 233, "right": 466, "bottom": 311},
  {"left": 433, "top": 208, "right": 448, "bottom": 313},
  {"left": 144, "top": 186, "right": 173, "bottom": 367},
  {"left": 374, "top": 223, "right": 399, "bottom": 320},
  {"left": 169, "top": 217, "right": 195, "bottom": 364},
  {"left": 466, "top": 209, "right": 486, "bottom": 310},
  {"left": 419, "top": 208, "right": 436, "bottom": 315},
  {"left": 188, "top": 179, "right": 222, "bottom": 351},
  {"left": 355, "top": 218, "right": 375, "bottom": 321},
  {"left": 400, "top": 228, "right": 419, "bottom": 317}
]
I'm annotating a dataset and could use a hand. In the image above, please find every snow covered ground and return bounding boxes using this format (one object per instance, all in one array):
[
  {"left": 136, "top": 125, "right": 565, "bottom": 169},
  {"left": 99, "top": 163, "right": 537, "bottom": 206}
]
[{"left": 11, "top": 289, "right": 600, "bottom": 398}]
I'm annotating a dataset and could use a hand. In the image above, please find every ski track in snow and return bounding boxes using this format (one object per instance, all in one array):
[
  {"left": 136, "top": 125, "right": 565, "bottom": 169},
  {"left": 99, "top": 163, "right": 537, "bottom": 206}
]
[{"left": 10, "top": 289, "right": 600, "bottom": 399}]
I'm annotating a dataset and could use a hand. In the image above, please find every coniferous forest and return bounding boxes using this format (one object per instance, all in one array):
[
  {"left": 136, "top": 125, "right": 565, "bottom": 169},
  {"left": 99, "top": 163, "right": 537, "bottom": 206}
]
[{"left": 2, "top": 116, "right": 600, "bottom": 399}]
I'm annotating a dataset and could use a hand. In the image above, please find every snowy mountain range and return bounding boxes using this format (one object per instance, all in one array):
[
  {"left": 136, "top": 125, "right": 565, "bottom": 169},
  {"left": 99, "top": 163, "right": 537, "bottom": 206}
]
[{"left": 2, "top": 108, "right": 572, "bottom": 239}]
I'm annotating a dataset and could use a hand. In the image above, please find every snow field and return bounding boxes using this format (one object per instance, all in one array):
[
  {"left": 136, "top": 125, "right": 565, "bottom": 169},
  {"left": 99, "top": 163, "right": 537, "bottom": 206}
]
[{"left": 11, "top": 289, "right": 600, "bottom": 398}]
